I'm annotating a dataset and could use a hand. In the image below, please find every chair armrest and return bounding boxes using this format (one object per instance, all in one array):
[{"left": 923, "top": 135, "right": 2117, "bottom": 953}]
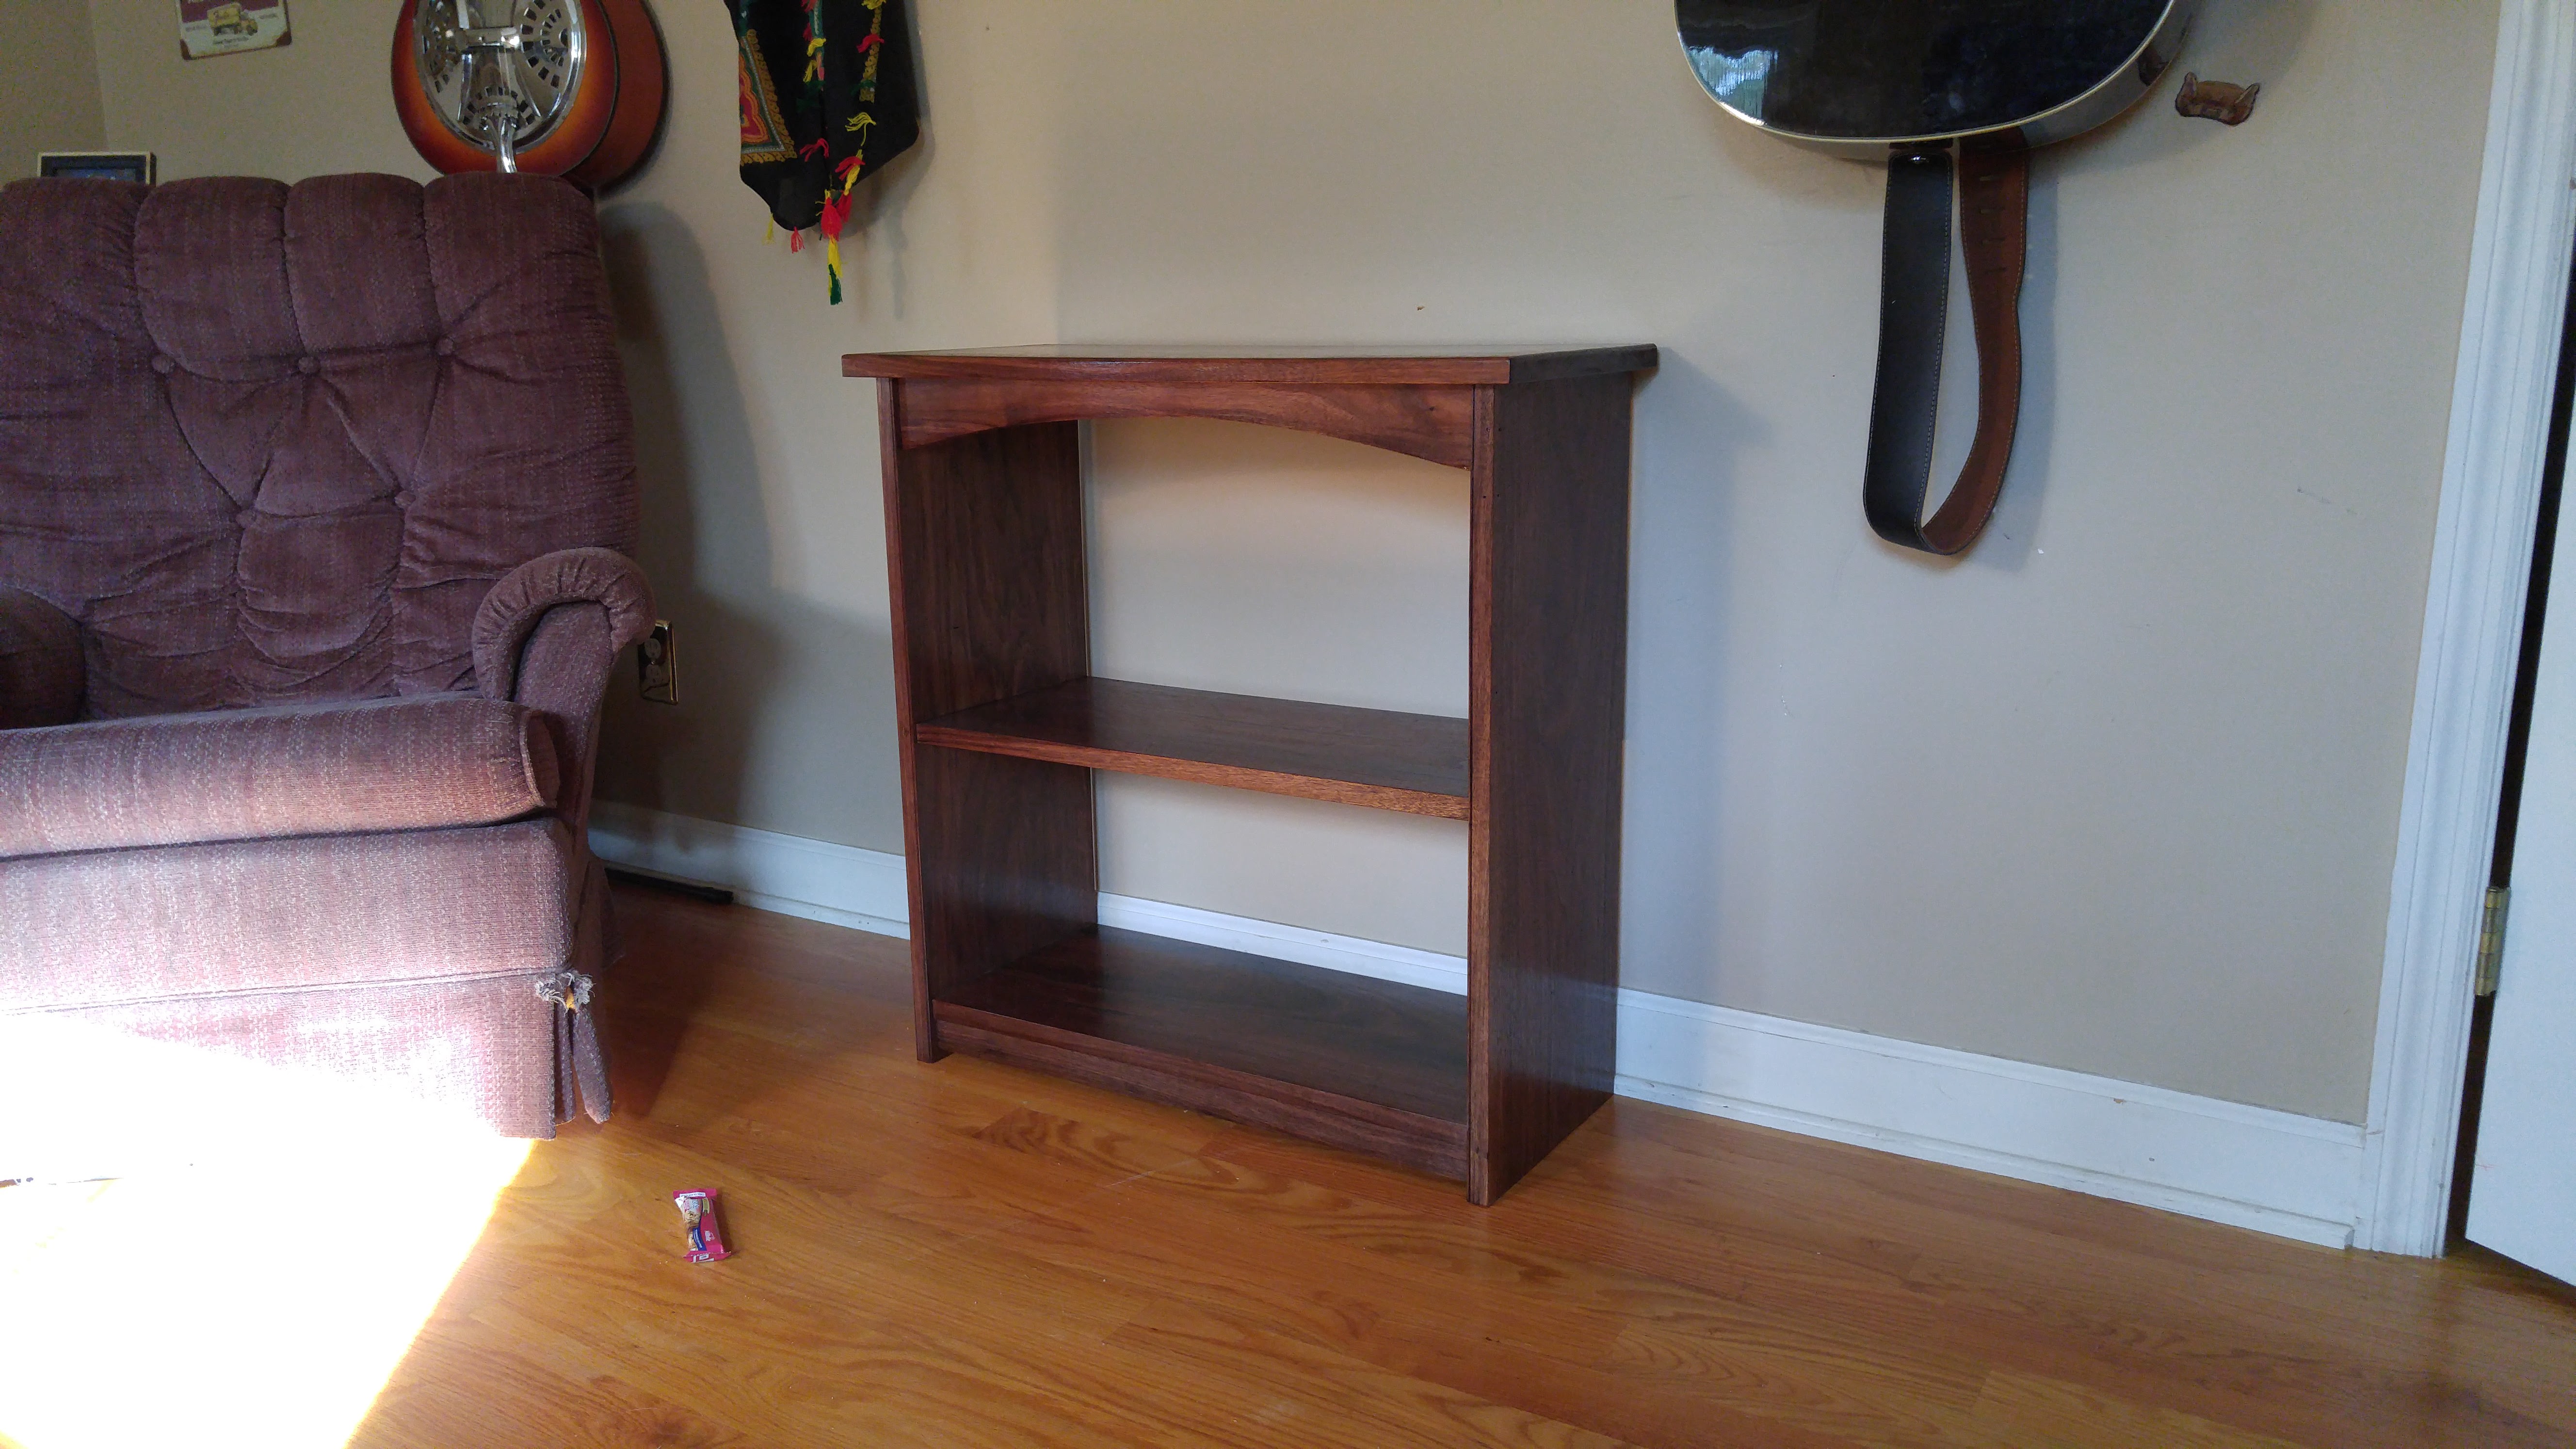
[
  {"left": 472, "top": 547, "right": 656, "bottom": 699},
  {"left": 471, "top": 548, "right": 653, "bottom": 836},
  {"left": 0, "top": 587, "right": 81, "bottom": 729}
]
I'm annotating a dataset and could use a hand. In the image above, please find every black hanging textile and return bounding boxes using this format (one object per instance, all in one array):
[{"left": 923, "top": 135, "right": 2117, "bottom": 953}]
[{"left": 733, "top": 0, "right": 921, "bottom": 302}]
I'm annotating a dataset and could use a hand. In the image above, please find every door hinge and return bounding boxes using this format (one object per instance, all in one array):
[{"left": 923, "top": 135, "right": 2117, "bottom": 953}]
[{"left": 2475, "top": 885, "right": 2510, "bottom": 998}]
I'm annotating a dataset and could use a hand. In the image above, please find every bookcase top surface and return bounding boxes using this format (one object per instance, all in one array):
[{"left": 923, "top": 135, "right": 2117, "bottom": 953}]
[{"left": 842, "top": 344, "right": 1658, "bottom": 386}]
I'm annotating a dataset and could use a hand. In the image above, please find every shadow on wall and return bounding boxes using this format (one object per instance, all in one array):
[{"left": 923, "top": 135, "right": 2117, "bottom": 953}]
[
  {"left": 1619, "top": 0, "right": 2337, "bottom": 1031},
  {"left": 1621, "top": 355, "right": 1764, "bottom": 975},
  {"left": 588, "top": 201, "right": 896, "bottom": 833},
  {"left": 842, "top": 85, "right": 936, "bottom": 320}
]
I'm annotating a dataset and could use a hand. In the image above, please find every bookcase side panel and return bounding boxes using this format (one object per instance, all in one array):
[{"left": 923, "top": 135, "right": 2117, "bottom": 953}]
[
  {"left": 885, "top": 412, "right": 1096, "bottom": 1056},
  {"left": 1467, "top": 373, "right": 1634, "bottom": 1203},
  {"left": 888, "top": 419, "right": 1091, "bottom": 717}
]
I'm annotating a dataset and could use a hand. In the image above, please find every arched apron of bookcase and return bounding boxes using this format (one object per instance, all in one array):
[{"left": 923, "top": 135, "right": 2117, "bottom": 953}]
[{"left": 886, "top": 377, "right": 1476, "bottom": 469}]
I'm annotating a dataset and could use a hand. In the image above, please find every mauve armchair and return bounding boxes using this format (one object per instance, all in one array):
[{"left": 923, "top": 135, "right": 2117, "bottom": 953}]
[{"left": 0, "top": 172, "right": 651, "bottom": 1160}]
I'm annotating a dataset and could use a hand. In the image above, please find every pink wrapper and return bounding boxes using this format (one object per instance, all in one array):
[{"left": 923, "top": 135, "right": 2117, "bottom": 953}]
[{"left": 674, "top": 1188, "right": 733, "bottom": 1262}]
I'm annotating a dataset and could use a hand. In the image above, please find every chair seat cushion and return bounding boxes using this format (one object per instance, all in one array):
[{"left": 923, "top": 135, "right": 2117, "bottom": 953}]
[
  {"left": 0, "top": 692, "right": 556, "bottom": 859},
  {"left": 0, "top": 818, "right": 574, "bottom": 1012}
]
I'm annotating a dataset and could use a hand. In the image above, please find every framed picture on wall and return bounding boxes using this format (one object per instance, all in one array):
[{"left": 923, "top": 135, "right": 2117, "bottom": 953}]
[
  {"left": 178, "top": 0, "right": 290, "bottom": 60},
  {"left": 38, "top": 153, "right": 156, "bottom": 184}
]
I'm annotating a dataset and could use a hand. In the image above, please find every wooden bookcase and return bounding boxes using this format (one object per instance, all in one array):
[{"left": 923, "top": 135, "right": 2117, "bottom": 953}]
[{"left": 845, "top": 346, "right": 1656, "bottom": 1204}]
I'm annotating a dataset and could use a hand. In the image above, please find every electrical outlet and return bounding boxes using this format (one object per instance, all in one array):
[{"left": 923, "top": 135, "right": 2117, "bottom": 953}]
[{"left": 638, "top": 619, "right": 678, "bottom": 705}]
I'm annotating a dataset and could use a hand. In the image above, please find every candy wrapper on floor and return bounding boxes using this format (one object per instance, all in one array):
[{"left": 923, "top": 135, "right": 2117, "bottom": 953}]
[{"left": 675, "top": 1189, "right": 733, "bottom": 1263}]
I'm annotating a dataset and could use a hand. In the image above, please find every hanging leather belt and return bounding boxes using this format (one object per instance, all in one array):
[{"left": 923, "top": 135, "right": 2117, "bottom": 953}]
[{"left": 1862, "top": 145, "right": 2030, "bottom": 556}]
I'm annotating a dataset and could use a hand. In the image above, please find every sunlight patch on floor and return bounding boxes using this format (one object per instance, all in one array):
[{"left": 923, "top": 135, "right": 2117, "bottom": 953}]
[{"left": 0, "top": 1043, "right": 536, "bottom": 1449}]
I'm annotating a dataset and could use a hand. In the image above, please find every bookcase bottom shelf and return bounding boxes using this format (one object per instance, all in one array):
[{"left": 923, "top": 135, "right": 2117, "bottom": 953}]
[{"left": 932, "top": 926, "right": 1470, "bottom": 1179}]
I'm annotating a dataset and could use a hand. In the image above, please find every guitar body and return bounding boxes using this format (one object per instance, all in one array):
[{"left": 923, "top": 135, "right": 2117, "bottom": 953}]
[
  {"left": 392, "top": 0, "right": 667, "bottom": 190},
  {"left": 1677, "top": 0, "right": 2195, "bottom": 156}
]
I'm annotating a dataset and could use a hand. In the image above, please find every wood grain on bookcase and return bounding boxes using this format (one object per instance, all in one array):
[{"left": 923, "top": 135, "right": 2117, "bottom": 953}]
[
  {"left": 858, "top": 349, "right": 1652, "bottom": 1200},
  {"left": 918, "top": 678, "right": 1469, "bottom": 819},
  {"left": 1467, "top": 372, "right": 1633, "bottom": 1204},
  {"left": 894, "top": 377, "right": 1478, "bottom": 467},
  {"left": 878, "top": 395, "right": 1095, "bottom": 1062}
]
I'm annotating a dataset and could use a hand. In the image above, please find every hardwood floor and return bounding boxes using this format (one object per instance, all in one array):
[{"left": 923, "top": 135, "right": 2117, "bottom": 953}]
[{"left": 351, "top": 886, "right": 2576, "bottom": 1448}]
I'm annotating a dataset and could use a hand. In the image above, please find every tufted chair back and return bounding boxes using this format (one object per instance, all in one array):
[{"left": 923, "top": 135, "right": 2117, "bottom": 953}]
[{"left": 0, "top": 172, "right": 637, "bottom": 720}]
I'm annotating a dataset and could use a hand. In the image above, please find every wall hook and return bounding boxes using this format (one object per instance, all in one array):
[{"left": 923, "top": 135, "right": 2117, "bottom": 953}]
[{"left": 2176, "top": 73, "right": 2260, "bottom": 126}]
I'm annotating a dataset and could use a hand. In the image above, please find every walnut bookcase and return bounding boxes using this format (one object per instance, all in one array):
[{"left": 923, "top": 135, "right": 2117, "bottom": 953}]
[{"left": 845, "top": 346, "right": 1655, "bottom": 1204}]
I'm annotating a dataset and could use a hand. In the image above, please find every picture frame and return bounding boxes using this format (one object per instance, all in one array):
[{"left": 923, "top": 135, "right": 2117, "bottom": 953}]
[
  {"left": 178, "top": 0, "right": 290, "bottom": 60},
  {"left": 37, "top": 153, "right": 157, "bottom": 185}
]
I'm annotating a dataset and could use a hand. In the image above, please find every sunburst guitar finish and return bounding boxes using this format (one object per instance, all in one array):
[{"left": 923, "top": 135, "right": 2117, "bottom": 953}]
[{"left": 392, "top": 0, "right": 666, "bottom": 190}]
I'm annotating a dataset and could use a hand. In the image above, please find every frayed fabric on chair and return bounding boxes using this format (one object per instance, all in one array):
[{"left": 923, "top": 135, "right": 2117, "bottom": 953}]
[{"left": 538, "top": 967, "right": 613, "bottom": 1126}]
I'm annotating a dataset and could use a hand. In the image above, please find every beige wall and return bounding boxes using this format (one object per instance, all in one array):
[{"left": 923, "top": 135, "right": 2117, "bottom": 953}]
[
  {"left": 88, "top": 0, "right": 425, "bottom": 182},
  {"left": 0, "top": 0, "right": 102, "bottom": 180},
  {"left": 82, "top": 1, "right": 2498, "bottom": 1124}
]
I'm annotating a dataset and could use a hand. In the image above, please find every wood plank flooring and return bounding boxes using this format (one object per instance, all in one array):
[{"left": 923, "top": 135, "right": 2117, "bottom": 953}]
[{"left": 351, "top": 886, "right": 2576, "bottom": 1448}]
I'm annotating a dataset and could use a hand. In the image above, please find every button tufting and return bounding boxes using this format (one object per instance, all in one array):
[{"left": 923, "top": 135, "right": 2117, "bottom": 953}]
[
  {"left": 433, "top": 338, "right": 454, "bottom": 358},
  {"left": 297, "top": 355, "right": 320, "bottom": 375},
  {"left": 149, "top": 354, "right": 175, "bottom": 375},
  {"left": 235, "top": 507, "right": 259, "bottom": 529}
]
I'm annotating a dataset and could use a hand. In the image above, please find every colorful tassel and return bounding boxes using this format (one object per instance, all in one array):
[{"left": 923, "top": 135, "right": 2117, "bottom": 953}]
[
  {"left": 802, "top": 0, "right": 823, "bottom": 91},
  {"left": 737, "top": 0, "right": 916, "bottom": 306}
]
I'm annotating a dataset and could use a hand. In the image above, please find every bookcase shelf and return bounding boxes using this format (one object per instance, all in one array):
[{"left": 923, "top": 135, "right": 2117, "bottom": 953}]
[
  {"left": 918, "top": 676, "right": 1469, "bottom": 819},
  {"left": 936, "top": 926, "right": 1470, "bottom": 1176},
  {"left": 850, "top": 345, "right": 1655, "bottom": 1204}
]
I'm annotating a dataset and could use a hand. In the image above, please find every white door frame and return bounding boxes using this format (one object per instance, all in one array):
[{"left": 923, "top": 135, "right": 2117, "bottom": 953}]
[{"left": 2363, "top": 0, "right": 2576, "bottom": 1257}]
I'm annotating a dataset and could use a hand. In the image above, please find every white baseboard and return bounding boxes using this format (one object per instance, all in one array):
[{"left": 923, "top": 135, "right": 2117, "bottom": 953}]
[
  {"left": 590, "top": 802, "right": 910, "bottom": 937},
  {"left": 588, "top": 804, "right": 2367, "bottom": 1249},
  {"left": 1095, "top": 894, "right": 1474, "bottom": 994},
  {"left": 1611, "top": 997, "right": 2360, "bottom": 1248}
]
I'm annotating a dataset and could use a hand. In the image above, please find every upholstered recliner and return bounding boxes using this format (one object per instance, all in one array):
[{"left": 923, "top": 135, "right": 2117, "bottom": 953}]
[{"left": 0, "top": 173, "right": 649, "bottom": 1152}]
